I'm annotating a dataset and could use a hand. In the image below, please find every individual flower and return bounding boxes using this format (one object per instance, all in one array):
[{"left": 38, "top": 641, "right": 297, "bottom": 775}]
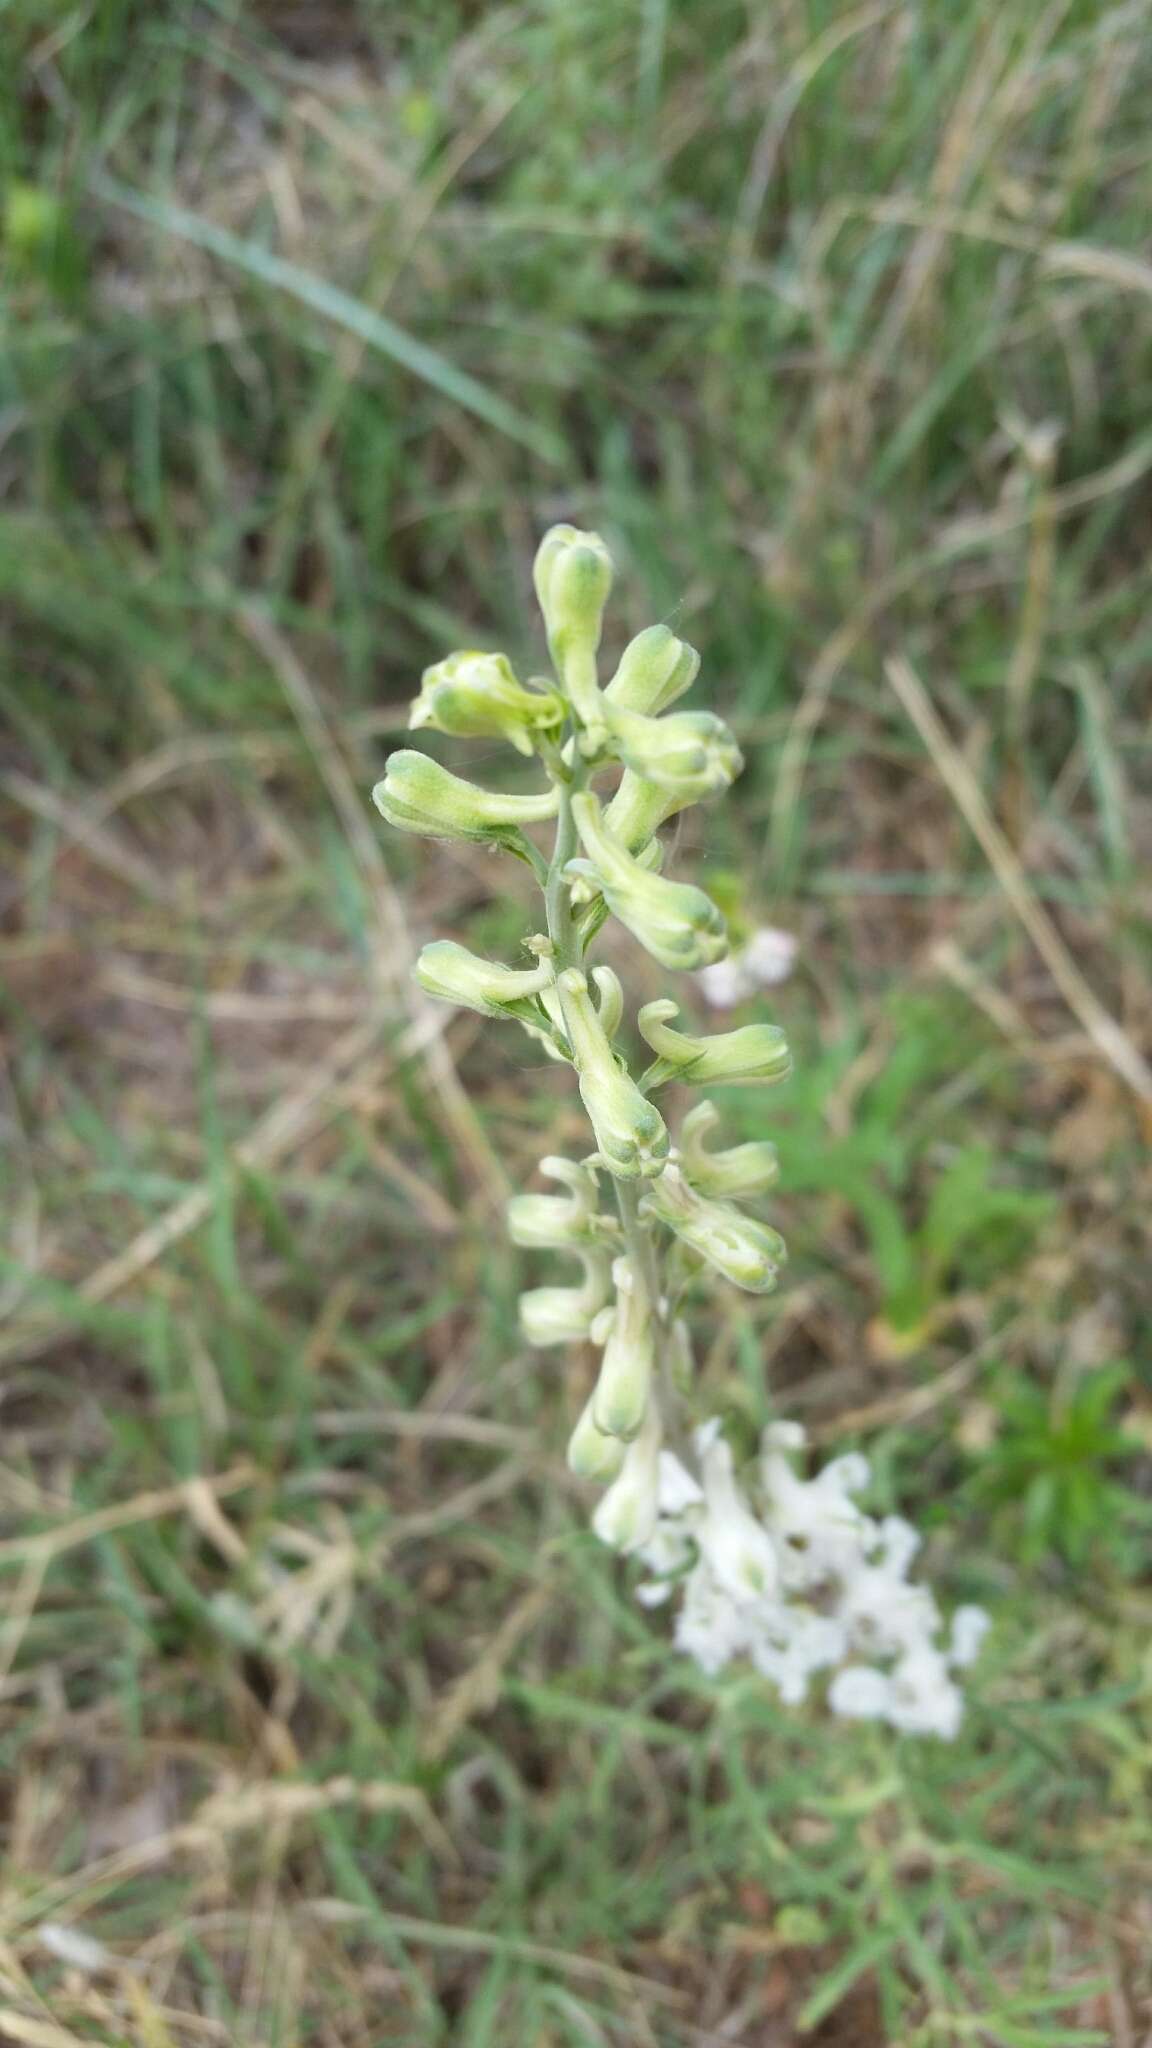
[
  {"left": 759, "top": 1422, "right": 875, "bottom": 1591},
  {"left": 507, "top": 1155, "right": 613, "bottom": 1249},
  {"left": 637, "top": 998, "right": 791, "bottom": 1089},
  {"left": 533, "top": 524, "right": 613, "bottom": 741},
  {"left": 590, "top": 1255, "right": 656, "bottom": 1440},
  {"left": 673, "top": 1558, "right": 754, "bottom": 1674},
  {"left": 519, "top": 1248, "right": 612, "bottom": 1348},
  {"left": 555, "top": 967, "right": 669, "bottom": 1179},
  {"left": 568, "top": 793, "right": 728, "bottom": 971},
  {"left": 409, "top": 650, "right": 563, "bottom": 756},
  {"left": 415, "top": 940, "right": 552, "bottom": 1022},
  {"left": 604, "top": 623, "right": 699, "bottom": 715},
  {"left": 694, "top": 1421, "right": 780, "bottom": 1600},
  {"left": 603, "top": 702, "right": 742, "bottom": 801},
  {"left": 829, "top": 1646, "right": 965, "bottom": 1739},
  {"left": 641, "top": 1162, "right": 786, "bottom": 1293},
  {"left": 373, "top": 750, "right": 557, "bottom": 849},
  {"left": 834, "top": 1516, "right": 943, "bottom": 1661},
  {"left": 592, "top": 1399, "right": 663, "bottom": 1552},
  {"left": 676, "top": 1100, "right": 779, "bottom": 1200},
  {"left": 567, "top": 1393, "right": 628, "bottom": 1481}
]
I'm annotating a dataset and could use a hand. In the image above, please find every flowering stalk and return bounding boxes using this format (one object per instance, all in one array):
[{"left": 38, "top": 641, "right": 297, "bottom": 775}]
[{"left": 373, "top": 526, "right": 986, "bottom": 1736}]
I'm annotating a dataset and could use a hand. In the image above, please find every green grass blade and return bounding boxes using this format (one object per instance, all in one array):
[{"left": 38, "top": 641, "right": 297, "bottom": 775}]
[{"left": 88, "top": 172, "right": 565, "bottom": 466}]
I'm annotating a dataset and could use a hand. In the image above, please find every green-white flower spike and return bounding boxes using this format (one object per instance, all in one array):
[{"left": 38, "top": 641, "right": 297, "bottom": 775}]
[
  {"left": 592, "top": 1255, "right": 655, "bottom": 1439},
  {"left": 638, "top": 998, "right": 791, "bottom": 1088},
  {"left": 415, "top": 940, "right": 552, "bottom": 1022},
  {"left": 592, "top": 1397, "right": 662, "bottom": 1552},
  {"left": 508, "top": 1156, "right": 613, "bottom": 1249},
  {"left": 409, "top": 651, "right": 563, "bottom": 757},
  {"left": 533, "top": 524, "right": 613, "bottom": 742},
  {"left": 604, "top": 703, "right": 743, "bottom": 801},
  {"left": 373, "top": 750, "right": 558, "bottom": 849},
  {"left": 569, "top": 793, "right": 728, "bottom": 971},
  {"left": 520, "top": 1248, "right": 611, "bottom": 1348},
  {"left": 641, "top": 1163, "right": 786, "bottom": 1294},
  {"left": 605, "top": 624, "right": 700, "bottom": 715},
  {"left": 556, "top": 967, "right": 669, "bottom": 1180},
  {"left": 370, "top": 529, "right": 819, "bottom": 1655},
  {"left": 567, "top": 1393, "right": 628, "bottom": 1481},
  {"left": 677, "top": 1101, "right": 780, "bottom": 1200}
]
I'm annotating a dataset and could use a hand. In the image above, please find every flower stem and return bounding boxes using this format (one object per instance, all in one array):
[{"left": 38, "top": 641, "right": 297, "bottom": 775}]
[
  {"left": 542, "top": 721, "right": 688, "bottom": 1458},
  {"left": 545, "top": 770, "right": 579, "bottom": 967}
]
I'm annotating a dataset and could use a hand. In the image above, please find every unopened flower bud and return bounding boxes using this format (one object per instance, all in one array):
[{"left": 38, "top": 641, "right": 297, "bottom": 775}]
[
  {"left": 676, "top": 1101, "right": 780, "bottom": 1199},
  {"left": 373, "top": 750, "right": 558, "bottom": 848},
  {"left": 642, "top": 1163, "right": 785, "bottom": 1293},
  {"left": 556, "top": 967, "right": 669, "bottom": 1180},
  {"left": 638, "top": 999, "right": 791, "bottom": 1088},
  {"left": 605, "top": 624, "right": 700, "bottom": 715},
  {"left": 533, "top": 524, "right": 613, "bottom": 740},
  {"left": 569, "top": 794, "right": 728, "bottom": 971},
  {"left": 409, "top": 651, "right": 563, "bottom": 757},
  {"left": 520, "top": 1249, "right": 611, "bottom": 1348},
  {"left": 508, "top": 1155, "right": 608, "bottom": 1249},
  {"left": 415, "top": 940, "right": 552, "bottom": 1021},
  {"left": 592, "top": 1399, "right": 662, "bottom": 1552},
  {"left": 605, "top": 703, "right": 742, "bottom": 800},
  {"left": 592, "top": 1255, "right": 656, "bottom": 1439},
  {"left": 696, "top": 1420, "right": 780, "bottom": 1600},
  {"left": 567, "top": 1394, "right": 628, "bottom": 1481}
]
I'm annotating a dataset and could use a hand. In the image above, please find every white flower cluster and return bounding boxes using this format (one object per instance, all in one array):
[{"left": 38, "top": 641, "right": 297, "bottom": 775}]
[{"left": 599, "top": 1417, "right": 987, "bottom": 1738}]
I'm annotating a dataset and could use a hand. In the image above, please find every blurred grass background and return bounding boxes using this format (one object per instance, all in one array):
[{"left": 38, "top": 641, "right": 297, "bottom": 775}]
[{"left": 3, "top": 1, "right": 1152, "bottom": 2041}]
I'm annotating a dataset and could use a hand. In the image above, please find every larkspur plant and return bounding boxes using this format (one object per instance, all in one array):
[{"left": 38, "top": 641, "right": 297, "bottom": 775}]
[{"left": 374, "top": 527, "right": 987, "bottom": 1737}]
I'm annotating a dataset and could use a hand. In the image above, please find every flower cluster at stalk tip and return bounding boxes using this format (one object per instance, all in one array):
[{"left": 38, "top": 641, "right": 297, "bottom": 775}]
[{"left": 372, "top": 522, "right": 987, "bottom": 1735}]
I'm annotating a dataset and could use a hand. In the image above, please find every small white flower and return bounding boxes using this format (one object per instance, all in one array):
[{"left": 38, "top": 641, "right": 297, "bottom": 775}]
[
  {"left": 696, "top": 1426, "right": 780, "bottom": 1601},
  {"left": 743, "top": 927, "right": 799, "bottom": 987},
  {"left": 827, "top": 1665, "right": 893, "bottom": 1723},
  {"left": 674, "top": 1562, "right": 750, "bottom": 1675},
  {"left": 695, "top": 926, "right": 798, "bottom": 1009},
  {"left": 884, "top": 1646, "right": 965, "bottom": 1740},
  {"left": 693, "top": 957, "right": 747, "bottom": 1011},
  {"left": 949, "top": 1604, "right": 991, "bottom": 1669},
  {"left": 760, "top": 1426, "right": 875, "bottom": 1590},
  {"left": 746, "top": 1604, "right": 847, "bottom": 1705},
  {"left": 657, "top": 1449, "right": 704, "bottom": 1514}
]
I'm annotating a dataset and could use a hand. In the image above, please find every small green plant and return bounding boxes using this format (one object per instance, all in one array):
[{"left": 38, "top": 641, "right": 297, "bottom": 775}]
[
  {"left": 373, "top": 527, "right": 985, "bottom": 1734},
  {"left": 963, "top": 1361, "right": 1144, "bottom": 1566},
  {"left": 755, "top": 1008, "right": 1054, "bottom": 1353}
]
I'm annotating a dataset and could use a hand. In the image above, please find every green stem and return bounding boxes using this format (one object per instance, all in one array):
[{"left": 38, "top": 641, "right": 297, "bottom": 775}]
[
  {"left": 613, "top": 1177, "right": 660, "bottom": 1305},
  {"left": 545, "top": 769, "right": 579, "bottom": 965}
]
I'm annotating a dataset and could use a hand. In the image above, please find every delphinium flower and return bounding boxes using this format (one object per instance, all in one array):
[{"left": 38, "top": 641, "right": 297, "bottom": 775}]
[{"left": 372, "top": 524, "right": 986, "bottom": 1735}]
